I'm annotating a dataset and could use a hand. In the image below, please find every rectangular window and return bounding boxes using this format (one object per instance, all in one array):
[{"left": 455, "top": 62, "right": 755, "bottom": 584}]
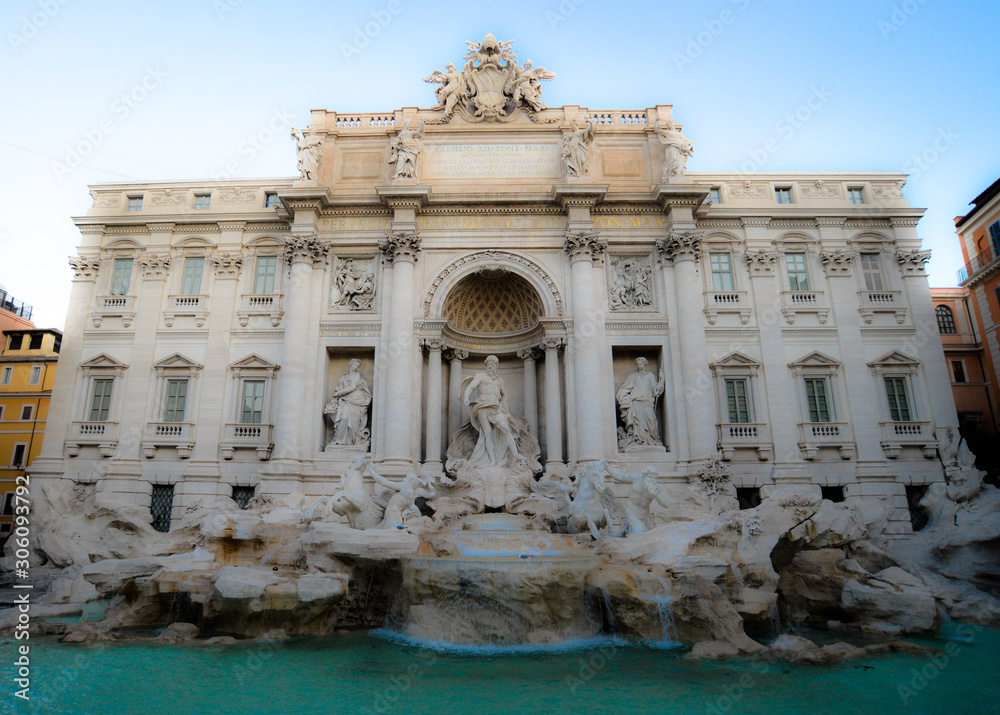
[
  {"left": 89, "top": 378, "right": 114, "bottom": 421},
  {"left": 709, "top": 252, "right": 735, "bottom": 292},
  {"left": 29, "top": 366, "right": 41, "bottom": 385},
  {"left": 2, "top": 493, "right": 13, "bottom": 516},
  {"left": 126, "top": 196, "right": 143, "bottom": 212},
  {"left": 1, "top": 367, "right": 10, "bottom": 385},
  {"left": 724, "top": 378, "right": 751, "bottom": 423},
  {"left": 709, "top": 187, "right": 722, "bottom": 204},
  {"left": 28, "top": 334, "right": 42, "bottom": 350},
  {"left": 241, "top": 380, "right": 265, "bottom": 424},
  {"left": 162, "top": 379, "right": 188, "bottom": 422},
  {"left": 180, "top": 257, "right": 205, "bottom": 295},
  {"left": 804, "top": 378, "right": 832, "bottom": 422},
  {"left": 775, "top": 187, "right": 794, "bottom": 204},
  {"left": 150, "top": 485, "right": 174, "bottom": 533},
  {"left": 848, "top": 187, "right": 865, "bottom": 204},
  {"left": 785, "top": 252, "right": 810, "bottom": 291},
  {"left": 253, "top": 256, "right": 277, "bottom": 294},
  {"left": 884, "top": 377, "right": 913, "bottom": 422},
  {"left": 11, "top": 443, "right": 27, "bottom": 468},
  {"left": 193, "top": 194, "right": 211, "bottom": 210},
  {"left": 232, "top": 485, "right": 256, "bottom": 509},
  {"left": 111, "top": 258, "right": 133, "bottom": 296},
  {"left": 990, "top": 221, "right": 1000, "bottom": 257},
  {"left": 952, "top": 360, "right": 967, "bottom": 383},
  {"left": 20, "top": 405, "right": 33, "bottom": 421},
  {"left": 264, "top": 193, "right": 281, "bottom": 208},
  {"left": 860, "top": 253, "right": 885, "bottom": 291}
]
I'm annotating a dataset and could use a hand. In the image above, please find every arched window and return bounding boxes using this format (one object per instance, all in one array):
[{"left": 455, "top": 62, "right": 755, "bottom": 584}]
[{"left": 935, "top": 305, "right": 957, "bottom": 334}]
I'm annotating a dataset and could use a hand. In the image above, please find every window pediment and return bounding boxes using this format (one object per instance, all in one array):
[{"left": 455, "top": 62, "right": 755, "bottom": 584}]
[
  {"left": 153, "top": 353, "right": 203, "bottom": 371},
  {"left": 711, "top": 352, "right": 760, "bottom": 370},
  {"left": 80, "top": 353, "right": 129, "bottom": 370},
  {"left": 868, "top": 350, "right": 919, "bottom": 369},
  {"left": 789, "top": 351, "right": 840, "bottom": 369}
]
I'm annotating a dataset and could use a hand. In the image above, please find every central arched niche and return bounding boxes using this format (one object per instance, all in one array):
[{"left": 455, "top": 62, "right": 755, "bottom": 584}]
[{"left": 443, "top": 269, "right": 544, "bottom": 336}]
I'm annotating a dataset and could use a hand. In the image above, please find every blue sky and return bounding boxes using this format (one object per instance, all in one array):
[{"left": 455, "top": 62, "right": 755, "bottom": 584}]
[{"left": 1, "top": 0, "right": 998, "bottom": 327}]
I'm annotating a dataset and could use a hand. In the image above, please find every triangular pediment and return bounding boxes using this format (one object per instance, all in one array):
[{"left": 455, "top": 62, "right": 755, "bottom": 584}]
[
  {"left": 789, "top": 351, "right": 840, "bottom": 369},
  {"left": 80, "top": 353, "right": 128, "bottom": 369},
  {"left": 711, "top": 351, "right": 760, "bottom": 369},
  {"left": 868, "top": 350, "right": 919, "bottom": 368},
  {"left": 230, "top": 353, "right": 279, "bottom": 370},
  {"left": 153, "top": 353, "right": 203, "bottom": 370}
]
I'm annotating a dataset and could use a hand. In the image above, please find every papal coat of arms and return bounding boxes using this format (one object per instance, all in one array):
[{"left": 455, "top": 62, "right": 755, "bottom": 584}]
[{"left": 423, "top": 33, "right": 556, "bottom": 122}]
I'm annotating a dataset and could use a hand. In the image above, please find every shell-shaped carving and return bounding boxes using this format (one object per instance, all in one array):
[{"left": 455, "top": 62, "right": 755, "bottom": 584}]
[{"left": 444, "top": 271, "right": 543, "bottom": 334}]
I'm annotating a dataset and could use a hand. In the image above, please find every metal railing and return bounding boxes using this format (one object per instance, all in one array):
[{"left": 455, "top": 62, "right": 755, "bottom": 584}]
[{"left": 0, "top": 288, "right": 33, "bottom": 320}]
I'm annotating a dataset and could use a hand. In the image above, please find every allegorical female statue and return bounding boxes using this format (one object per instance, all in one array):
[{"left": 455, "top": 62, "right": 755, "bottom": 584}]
[
  {"left": 324, "top": 359, "right": 372, "bottom": 448},
  {"left": 291, "top": 128, "right": 323, "bottom": 181},
  {"left": 388, "top": 119, "right": 425, "bottom": 179},
  {"left": 654, "top": 119, "right": 694, "bottom": 180},
  {"left": 616, "top": 357, "right": 665, "bottom": 450}
]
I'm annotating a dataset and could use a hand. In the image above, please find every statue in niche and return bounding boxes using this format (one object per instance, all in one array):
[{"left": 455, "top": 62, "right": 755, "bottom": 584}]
[
  {"left": 561, "top": 118, "right": 594, "bottom": 178},
  {"left": 324, "top": 360, "right": 372, "bottom": 450},
  {"left": 616, "top": 357, "right": 665, "bottom": 450},
  {"left": 333, "top": 258, "right": 376, "bottom": 310},
  {"left": 609, "top": 257, "right": 653, "bottom": 310},
  {"left": 373, "top": 472, "right": 436, "bottom": 529},
  {"left": 606, "top": 465, "right": 669, "bottom": 536},
  {"left": 291, "top": 128, "right": 323, "bottom": 181},
  {"left": 462, "top": 355, "right": 527, "bottom": 468},
  {"left": 654, "top": 119, "right": 694, "bottom": 180},
  {"left": 388, "top": 119, "right": 425, "bottom": 179}
]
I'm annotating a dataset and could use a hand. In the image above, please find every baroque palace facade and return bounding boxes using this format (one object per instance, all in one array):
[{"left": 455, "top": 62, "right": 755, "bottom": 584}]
[{"left": 31, "top": 36, "right": 956, "bottom": 536}]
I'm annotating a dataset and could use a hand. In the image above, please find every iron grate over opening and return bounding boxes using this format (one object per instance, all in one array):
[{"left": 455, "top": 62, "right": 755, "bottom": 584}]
[
  {"left": 151, "top": 485, "right": 174, "bottom": 532},
  {"left": 232, "top": 485, "right": 256, "bottom": 510}
]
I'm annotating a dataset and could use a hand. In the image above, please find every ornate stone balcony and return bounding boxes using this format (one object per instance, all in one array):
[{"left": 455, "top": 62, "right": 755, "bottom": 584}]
[
  {"left": 164, "top": 295, "right": 209, "bottom": 327},
  {"left": 780, "top": 290, "right": 830, "bottom": 325},
  {"left": 878, "top": 420, "right": 936, "bottom": 459},
  {"left": 142, "top": 422, "right": 196, "bottom": 459},
  {"left": 92, "top": 295, "right": 136, "bottom": 328},
  {"left": 717, "top": 422, "right": 772, "bottom": 461},
  {"left": 67, "top": 421, "right": 119, "bottom": 457},
  {"left": 858, "top": 290, "right": 906, "bottom": 324},
  {"left": 237, "top": 294, "right": 283, "bottom": 327},
  {"left": 704, "top": 291, "right": 751, "bottom": 325},
  {"left": 797, "top": 421, "right": 855, "bottom": 460},
  {"left": 220, "top": 423, "right": 273, "bottom": 461}
]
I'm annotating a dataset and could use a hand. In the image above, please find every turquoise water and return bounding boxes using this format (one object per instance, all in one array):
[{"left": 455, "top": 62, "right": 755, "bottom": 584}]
[{"left": 5, "top": 627, "right": 998, "bottom": 715}]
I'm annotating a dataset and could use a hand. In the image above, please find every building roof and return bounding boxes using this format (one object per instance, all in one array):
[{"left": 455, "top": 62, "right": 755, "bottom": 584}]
[{"left": 956, "top": 176, "right": 1000, "bottom": 229}]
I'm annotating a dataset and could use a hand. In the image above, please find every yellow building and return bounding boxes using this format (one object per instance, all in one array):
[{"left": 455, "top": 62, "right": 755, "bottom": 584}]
[{"left": 0, "top": 328, "right": 61, "bottom": 541}]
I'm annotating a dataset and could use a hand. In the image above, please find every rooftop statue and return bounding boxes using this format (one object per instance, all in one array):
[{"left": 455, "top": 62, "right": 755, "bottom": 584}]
[
  {"left": 388, "top": 119, "right": 425, "bottom": 180},
  {"left": 291, "top": 128, "right": 323, "bottom": 181},
  {"left": 654, "top": 119, "right": 694, "bottom": 180},
  {"left": 423, "top": 34, "right": 555, "bottom": 121}
]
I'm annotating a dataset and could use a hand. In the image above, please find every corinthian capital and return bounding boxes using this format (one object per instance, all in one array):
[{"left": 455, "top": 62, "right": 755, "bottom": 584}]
[
  {"left": 896, "top": 249, "right": 931, "bottom": 275},
  {"left": 564, "top": 232, "right": 607, "bottom": 262},
  {"left": 379, "top": 232, "right": 422, "bottom": 263},
  {"left": 69, "top": 256, "right": 101, "bottom": 281},
  {"left": 656, "top": 231, "right": 703, "bottom": 263},
  {"left": 820, "top": 250, "right": 854, "bottom": 276},
  {"left": 285, "top": 236, "right": 330, "bottom": 266}
]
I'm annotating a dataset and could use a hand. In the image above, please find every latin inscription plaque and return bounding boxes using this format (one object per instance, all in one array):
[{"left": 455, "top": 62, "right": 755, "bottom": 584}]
[{"left": 423, "top": 143, "right": 561, "bottom": 179}]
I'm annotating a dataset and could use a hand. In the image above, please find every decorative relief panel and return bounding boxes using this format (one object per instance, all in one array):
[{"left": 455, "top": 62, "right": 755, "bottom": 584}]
[
  {"left": 150, "top": 189, "right": 187, "bottom": 206},
  {"left": 800, "top": 180, "right": 840, "bottom": 199},
  {"left": 727, "top": 180, "right": 768, "bottom": 198},
  {"left": 90, "top": 192, "right": 121, "bottom": 208},
  {"left": 330, "top": 256, "right": 378, "bottom": 311},
  {"left": 217, "top": 187, "right": 258, "bottom": 203},
  {"left": 607, "top": 254, "right": 654, "bottom": 311},
  {"left": 870, "top": 182, "right": 905, "bottom": 199}
]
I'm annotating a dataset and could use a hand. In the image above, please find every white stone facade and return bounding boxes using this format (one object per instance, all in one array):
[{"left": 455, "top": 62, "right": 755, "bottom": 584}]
[{"left": 31, "top": 77, "right": 958, "bottom": 538}]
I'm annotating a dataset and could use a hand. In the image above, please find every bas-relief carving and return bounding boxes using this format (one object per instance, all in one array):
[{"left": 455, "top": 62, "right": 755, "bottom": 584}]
[
  {"left": 90, "top": 192, "right": 122, "bottom": 208},
  {"left": 608, "top": 255, "right": 653, "bottom": 310},
  {"left": 424, "top": 34, "right": 555, "bottom": 122},
  {"left": 871, "top": 182, "right": 905, "bottom": 199},
  {"left": 654, "top": 120, "right": 694, "bottom": 180},
  {"left": 331, "top": 257, "right": 377, "bottom": 310},
  {"left": 292, "top": 128, "right": 323, "bottom": 181},
  {"left": 561, "top": 117, "right": 594, "bottom": 179},
  {"left": 217, "top": 187, "right": 258, "bottom": 204},
  {"left": 616, "top": 357, "right": 665, "bottom": 451},
  {"left": 727, "top": 180, "right": 768, "bottom": 199},
  {"left": 149, "top": 189, "right": 186, "bottom": 206},
  {"left": 388, "top": 119, "right": 425, "bottom": 180},
  {"left": 324, "top": 359, "right": 372, "bottom": 451},
  {"left": 800, "top": 180, "right": 840, "bottom": 199}
]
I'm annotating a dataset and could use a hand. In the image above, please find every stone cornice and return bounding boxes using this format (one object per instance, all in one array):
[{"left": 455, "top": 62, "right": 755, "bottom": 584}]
[
  {"left": 814, "top": 216, "right": 847, "bottom": 227},
  {"left": 653, "top": 184, "right": 709, "bottom": 212},
  {"left": 740, "top": 217, "right": 772, "bottom": 228},
  {"left": 552, "top": 184, "right": 609, "bottom": 209},
  {"left": 375, "top": 185, "right": 432, "bottom": 209}
]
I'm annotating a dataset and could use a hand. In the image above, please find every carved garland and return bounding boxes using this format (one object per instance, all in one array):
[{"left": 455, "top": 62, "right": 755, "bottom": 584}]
[{"left": 422, "top": 250, "right": 564, "bottom": 317}]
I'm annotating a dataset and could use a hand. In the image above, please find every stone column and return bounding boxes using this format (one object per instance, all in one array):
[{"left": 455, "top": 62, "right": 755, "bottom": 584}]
[
  {"left": 447, "top": 348, "right": 469, "bottom": 443},
  {"left": 518, "top": 348, "right": 539, "bottom": 440},
  {"left": 657, "top": 232, "right": 716, "bottom": 461},
  {"left": 423, "top": 338, "right": 444, "bottom": 471},
  {"left": 379, "top": 232, "right": 421, "bottom": 467},
  {"left": 565, "top": 232, "right": 608, "bottom": 462},
  {"left": 895, "top": 239, "right": 958, "bottom": 429},
  {"left": 541, "top": 338, "right": 564, "bottom": 465},
  {"left": 271, "top": 235, "right": 327, "bottom": 462}
]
